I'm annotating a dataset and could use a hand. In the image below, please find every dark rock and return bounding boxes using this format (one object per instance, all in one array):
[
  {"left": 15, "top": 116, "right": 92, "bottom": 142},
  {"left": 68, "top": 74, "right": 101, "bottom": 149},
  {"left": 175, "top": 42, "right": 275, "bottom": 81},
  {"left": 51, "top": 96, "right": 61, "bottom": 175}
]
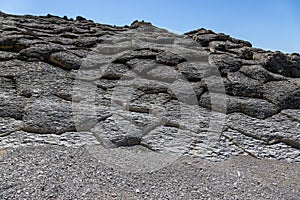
[
  {"left": 0, "top": 36, "right": 25, "bottom": 52},
  {"left": 229, "top": 47, "right": 253, "bottom": 60},
  {"left": 239, "top": 98, "right": 279, "bottom": 119},
  {"left": 193, "top": 33, "right": 229, "bottom": 47},
  {"left": 16, "top": 68, "right": 73, "bottom": 99},
  {"left": 91, "top": 114, "right": 145, "bottom": 147},
  {"left": 76, "top": 16, "right": 86, "bottom": 21},
  {"left": 75, "top": 38, "right": 97, "bottom": 48},
  {"left": 156, "top": 51, "right": 186, "bottom": 66},
  {"left": 113, "top": 49, "right": 158, "bottom": 64},
  {"left": 186, "top": 28, "right": 251, "bottom": 48},
  {"left": 49, "top": 51, "right": 82, "bottom": 70},
  {"left": 199, "top": 92, "right": 279, "bottom": 119},
  {"left": 0, "top": 93, "right": 26, "bottom": 120},
  {"left": 22, "top": 95, "right": 76, "bottom": 134},
  {"left": 130, "top": 20, "right": 152, "bottom": 29},
  {"left": 263, "top": 81, "right": 300, "bottom": 109},
  {"left": 226, "top": 72, "right": 264, "bottom": 98},
  {"left": 209, "top": 41, "right": 243, "bottom": 51},
  {"left": 146, "top": 65, "right": 179, "bottom": 83},
  {"left": 133, "top": 79, "right": 169, "bottom": 94},
  {"left": 100, "top": 63, "right": 130, "bottom": 80},
  {"left": 184, "top": 28, "right": 214, "bottom": 35},
  {"left": 229, "top": 38, "right": 252, "bottom": 47},
  {"left": 0, "top": 77, "right": 26, "bottom": 119},
  {"left": 177, "top": 62, "right": 210, "bottom": 81},
  {"left": 18, "top": 44, "right": 64, "bottom": 61},
  {"left": 239, "top": 65, "right": 285, "bottom": 83},
  {"left": 255, "top": 52, "right": 300, "bottom": 78},
  {"left": 199, "top": 92, "right": 238, "bottom": 114},
  {"left": 209, "top": 54, "right": 242, "bottom": 76},
  {"left": 127, "top": 59, "right": 157, "bottom": 75}
]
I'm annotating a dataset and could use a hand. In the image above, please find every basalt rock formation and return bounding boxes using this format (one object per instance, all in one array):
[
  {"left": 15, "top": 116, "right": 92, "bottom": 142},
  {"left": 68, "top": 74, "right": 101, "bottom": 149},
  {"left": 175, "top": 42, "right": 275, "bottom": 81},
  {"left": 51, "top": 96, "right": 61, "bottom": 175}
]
[{"left": 0, "top": 12, "right": 300, "bottom": 163}]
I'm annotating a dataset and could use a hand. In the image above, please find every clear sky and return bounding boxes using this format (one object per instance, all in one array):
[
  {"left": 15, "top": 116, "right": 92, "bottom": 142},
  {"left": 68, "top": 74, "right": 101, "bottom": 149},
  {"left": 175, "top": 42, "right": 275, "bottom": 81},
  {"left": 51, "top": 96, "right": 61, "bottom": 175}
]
[{"left": 0, "top": 0, "right": 299, "bottom": 53}]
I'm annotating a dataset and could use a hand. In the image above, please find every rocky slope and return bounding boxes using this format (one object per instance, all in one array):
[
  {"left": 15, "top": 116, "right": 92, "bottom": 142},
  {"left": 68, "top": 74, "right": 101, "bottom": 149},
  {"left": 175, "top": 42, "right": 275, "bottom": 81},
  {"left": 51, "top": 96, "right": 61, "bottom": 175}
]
[{"left": 0, "top": 11, "right": 300, "bottom": 167}]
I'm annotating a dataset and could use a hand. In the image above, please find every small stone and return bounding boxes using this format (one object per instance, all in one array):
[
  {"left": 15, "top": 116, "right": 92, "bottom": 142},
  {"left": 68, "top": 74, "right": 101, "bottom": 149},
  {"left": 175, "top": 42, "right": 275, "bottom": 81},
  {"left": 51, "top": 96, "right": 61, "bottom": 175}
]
[{"left": 111, "top": 193, "right": 118, "bottom": 197}]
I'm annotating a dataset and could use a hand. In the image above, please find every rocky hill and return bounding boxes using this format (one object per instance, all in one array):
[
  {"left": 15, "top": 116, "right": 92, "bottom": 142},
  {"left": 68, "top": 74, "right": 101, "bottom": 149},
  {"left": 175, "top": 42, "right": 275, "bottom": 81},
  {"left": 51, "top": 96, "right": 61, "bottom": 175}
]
[
  {"left": 1, "top": 12, "right": 300, "bottom": 199},
  {"left": 0, "top": 11, "right": 300, "bottom": 165}
]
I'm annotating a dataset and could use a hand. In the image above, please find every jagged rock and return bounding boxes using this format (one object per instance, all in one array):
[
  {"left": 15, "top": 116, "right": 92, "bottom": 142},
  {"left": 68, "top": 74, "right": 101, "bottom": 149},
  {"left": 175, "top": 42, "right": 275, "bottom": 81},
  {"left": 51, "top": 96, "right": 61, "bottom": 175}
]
[
  {"left": 199, "top": 92, "right": 239, "bottom": 113},
  {"left": 18, "top": 43, "right": 64, "bottom": 61},
  {"left": 209, "top": 54, "right": 242, "bottom": 76},
  {"left": 156, "top": 51, "right": 186, "bottom": 66},
  {"left": 263, "top": 81, "right": 300, "bottom": 109},
  {"left": 113, "top": 49, "right": 158, "bottom": 64},
  {"left": 226, "top": 72, "right": 263, "bottom": 98},
  {"left": 177, "top": 62, "right": 211, "bottom": 81},
  {"left": 258, "top": 52, "right": 300, "bottom": 78},
  {"left": 130, "top": 20, "right": 152, "bottom": 29},
  {"left": 239, "top": 98, "right": 279, "bottom": 119},
  {"left": 193, "top": 33, "right": 229, "bottom": 47},
  {"left": 0, "top": 35, "right": 26, "bottom": 52},
  {"left": 209, "top": 41, "right": 242, "bottom": 51},
  {"left": 228, "top": 47, "right": 253, "bottom": 60},
  {"left": 100, "top": 63, "right": 130, "bottom": 80},
  {"left": 239, "top": 65, "right": 285, "bottom": 83},
  {"left": 0, "top": 12, "right": 300, "bottom": 164},
  {"left": 185, "top": 28, "right": 252, "bottom": 48}
]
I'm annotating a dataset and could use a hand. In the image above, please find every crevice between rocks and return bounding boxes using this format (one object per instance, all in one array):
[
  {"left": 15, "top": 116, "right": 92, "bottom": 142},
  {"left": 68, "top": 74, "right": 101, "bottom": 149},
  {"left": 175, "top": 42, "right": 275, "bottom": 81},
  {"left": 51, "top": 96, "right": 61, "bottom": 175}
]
[
  {"left": 268, "top": 137, "right": 300, "bottom": 150},
  {"left": 281, "top": 112, "right": 300, "bottom": 124},
  {"left": 228, "top": 126, "right": 300, "bottom": 150},
  {"left": 222, "top": 133, "right": 259, "bottom": 159},
  {"left": 0, "top": 129, "right": 21, "bottom": 137}
]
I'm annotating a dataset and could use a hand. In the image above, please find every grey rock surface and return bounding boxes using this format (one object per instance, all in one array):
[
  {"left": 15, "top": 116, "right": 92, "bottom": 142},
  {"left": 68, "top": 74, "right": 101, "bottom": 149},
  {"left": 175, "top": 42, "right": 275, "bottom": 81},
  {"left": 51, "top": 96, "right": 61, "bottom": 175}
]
[{"left": 0, "top": 12, "right": 300, "bottom": 167}]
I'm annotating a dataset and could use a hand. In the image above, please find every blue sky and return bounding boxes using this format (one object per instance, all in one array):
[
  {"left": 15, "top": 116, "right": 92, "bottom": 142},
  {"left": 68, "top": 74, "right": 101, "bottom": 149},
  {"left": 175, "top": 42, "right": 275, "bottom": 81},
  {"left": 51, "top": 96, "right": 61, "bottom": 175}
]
[{"left": 0, "top": 0, "right": 299, "bottom": 53}]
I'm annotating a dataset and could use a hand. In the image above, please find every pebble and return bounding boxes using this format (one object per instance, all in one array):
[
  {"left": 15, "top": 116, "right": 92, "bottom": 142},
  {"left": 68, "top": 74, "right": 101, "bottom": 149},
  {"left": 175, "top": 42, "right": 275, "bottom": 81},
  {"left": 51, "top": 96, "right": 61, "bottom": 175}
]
[{"left": 111, "top": 193, "right": 118, "bottom": 197}]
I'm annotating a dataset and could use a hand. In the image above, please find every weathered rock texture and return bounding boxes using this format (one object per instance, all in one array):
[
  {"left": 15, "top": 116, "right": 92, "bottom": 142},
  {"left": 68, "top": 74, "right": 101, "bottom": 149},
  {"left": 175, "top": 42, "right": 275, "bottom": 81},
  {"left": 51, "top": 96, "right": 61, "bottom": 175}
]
[{"left": 0, "top": 12, "right": 300, "bottom": 163}]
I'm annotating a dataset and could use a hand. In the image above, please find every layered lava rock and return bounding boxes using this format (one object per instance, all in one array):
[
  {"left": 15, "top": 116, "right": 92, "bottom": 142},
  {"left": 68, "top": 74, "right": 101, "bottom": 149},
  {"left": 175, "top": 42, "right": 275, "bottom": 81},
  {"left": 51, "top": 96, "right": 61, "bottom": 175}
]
[{"left": 0, "top": 12, "right": 300, "bottom": 162}]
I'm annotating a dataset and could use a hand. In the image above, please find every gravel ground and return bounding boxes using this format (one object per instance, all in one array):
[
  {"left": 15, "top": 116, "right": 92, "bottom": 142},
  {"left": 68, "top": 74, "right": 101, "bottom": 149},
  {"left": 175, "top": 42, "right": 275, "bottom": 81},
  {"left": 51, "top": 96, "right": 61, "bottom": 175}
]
[{"left": 0, "top": 145, "right": 299, "bottom": 199}]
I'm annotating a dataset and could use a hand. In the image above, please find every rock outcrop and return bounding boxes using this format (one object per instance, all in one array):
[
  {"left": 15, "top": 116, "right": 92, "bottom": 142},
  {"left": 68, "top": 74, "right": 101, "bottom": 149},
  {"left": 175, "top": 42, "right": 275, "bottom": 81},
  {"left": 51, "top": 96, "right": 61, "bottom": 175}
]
[{"left": 0, "top": 12, "right": 300, "bottom": 163}]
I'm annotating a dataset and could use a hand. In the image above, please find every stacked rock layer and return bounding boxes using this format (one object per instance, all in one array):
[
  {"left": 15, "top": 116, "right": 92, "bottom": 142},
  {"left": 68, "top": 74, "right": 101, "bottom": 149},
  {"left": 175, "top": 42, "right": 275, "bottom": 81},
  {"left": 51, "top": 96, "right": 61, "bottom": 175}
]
[{"left": 0, "top": 12, "right": 300, "bottom": 162}]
